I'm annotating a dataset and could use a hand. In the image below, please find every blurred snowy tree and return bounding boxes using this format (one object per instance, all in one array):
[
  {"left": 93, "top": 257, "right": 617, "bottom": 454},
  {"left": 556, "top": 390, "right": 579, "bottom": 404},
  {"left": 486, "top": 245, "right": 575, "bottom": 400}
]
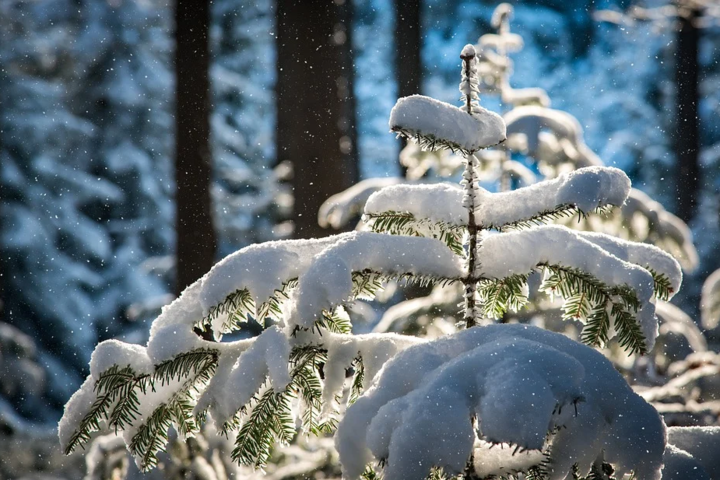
[
  {"left": 210, "top": 0, "right": 289, "bottom": 254},
  {"left": 596, "top": 0, "right": 720, "bottom": 223},
  {"left": 0, "top": 0, "right": 174, "bottom": 417}
]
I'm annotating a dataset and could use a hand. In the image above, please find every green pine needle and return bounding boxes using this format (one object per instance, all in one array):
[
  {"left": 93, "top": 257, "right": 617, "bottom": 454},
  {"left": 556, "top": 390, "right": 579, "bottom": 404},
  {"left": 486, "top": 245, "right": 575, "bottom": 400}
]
[
  {"left": 364, "top": 211, "right": 465, "bottom": 256},
  {"left": 230, "top": 345, "right": 336, "bottom": 469},
  {"left": 391, "top": 126, "right": 479, "bottom": 156},
  {"left": 539, "top": 263, "right": 647, "bottom": 355},
  {"left": 63, "top": 366, "right": 151, "bottom": 455},
  {"left": 477, "top": 274, "right": 530, "bottom": 319}
]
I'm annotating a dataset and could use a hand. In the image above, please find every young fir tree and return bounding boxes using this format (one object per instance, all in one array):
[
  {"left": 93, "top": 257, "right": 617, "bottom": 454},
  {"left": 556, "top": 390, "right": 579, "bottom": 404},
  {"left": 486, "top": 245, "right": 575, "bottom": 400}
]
[
  {"left": 322, "top": 5, "right": 699, "bottom": 363},
  {"left": 61, "top": 45, "right": 692, "bottom": 479}
]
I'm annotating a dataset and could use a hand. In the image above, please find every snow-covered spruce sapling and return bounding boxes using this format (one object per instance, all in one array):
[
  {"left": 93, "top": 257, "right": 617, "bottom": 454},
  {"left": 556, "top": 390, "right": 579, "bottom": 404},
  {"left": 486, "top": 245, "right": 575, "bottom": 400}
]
[{"left": 60, "top": 45, "right": 680, "bottom": 479}]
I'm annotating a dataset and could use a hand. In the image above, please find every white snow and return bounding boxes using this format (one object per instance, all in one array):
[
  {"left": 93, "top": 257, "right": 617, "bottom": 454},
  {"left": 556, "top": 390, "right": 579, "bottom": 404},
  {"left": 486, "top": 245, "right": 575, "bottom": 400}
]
[
  {"left": 576, "top": 231, "right": 682, "bottom": 296},
  {"left": 149, "top": 279, "right": 206, "bottom": 337},
  {"left": 199, "top": 235, "right": 353, "bottom": 321},
  {"left": 504, "top": 106, "right": 582, "bottom": 152},
  {"left": 58, "top": 375, "right": 98, "bottom": 451},
  {"left": 661, "top": 444, "right": 710, "bottom": 480},
  {"left": 622, "top": 188, "right": 698, "bottom": 271},
  {"left": 460, "top": 43, "right": 477, "bottom": 59},
  {"left": 475, "top": 166, "right": 630, "bottom": 227},
  {"left": 504, "top": 106, "right": 602, "bottom": 171},
  {"left": 320, "top": 331, "right": 423, "bottom": 417},
  {"left": 193, "top": 342, "right": 248, "bottom": 425},
  {"left": 335, "top": 324, "right": 665, "bottom": 480},
  {"left": 472, "top": 440, "right": 545, "bottom": 478},
  {"left": 147, "top": 323, "right": 207, "bottom": 365},
  {"left": 148, "top": 234, "right": 362, "bottom": 342},
  {"left": 479, "top": 225, "right": 658, "bottom": 349},
  {"left": 364, "top": 183, "right": 465, "bottom": 226},
  {"left": 292, "top": 232, "right": 464, "bottom": 329},
  {"left": 197, "top": 326, "right": 290, "bottom": 427},
  {"left": 478, "top": 33, "right": 524, "bottom": 52},
  {"left": 318, "top": 177, "right": 403, "bottom": 230},
  {"left": 389, "top": 95, "right": 506, "bottom": 152},
  {"left": 59, "top": 341, "right": 154, "bottom": 453},
  {"left": 666, "top": 426, "right": 720, "bottom": 479},
  {"left": 500, "top": 84, "right": 551, "bottom": 107},
  {"left": 90, "top": 340, "right": 153, "bottom": 379},
  {"left": 701, "top": 268, "right": 720, "bottom": 329},
  {"left": 364, "top": 167, "right": 630, "bottom": 230}
]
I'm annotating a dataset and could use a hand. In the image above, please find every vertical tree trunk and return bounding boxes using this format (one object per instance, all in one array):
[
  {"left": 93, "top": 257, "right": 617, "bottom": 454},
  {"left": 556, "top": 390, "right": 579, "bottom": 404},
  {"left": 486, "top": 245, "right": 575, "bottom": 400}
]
[
  {"left": 394, "top": 0, "right": 422, "bottom": 174},
  {"left": 674, "top": 6, "right": 700, "bottom": 223},
  {"left": 174, "top": 0, "right": 216, "bottom": 294},
  {"left": 0, "top": 100, "right": 4, "bottom": 324},
  {"left": 394, "top": 0, "right": 422, "bottom": 99},
  {"left": 276, "top": 0, "right": 359, "bottom": 239}
]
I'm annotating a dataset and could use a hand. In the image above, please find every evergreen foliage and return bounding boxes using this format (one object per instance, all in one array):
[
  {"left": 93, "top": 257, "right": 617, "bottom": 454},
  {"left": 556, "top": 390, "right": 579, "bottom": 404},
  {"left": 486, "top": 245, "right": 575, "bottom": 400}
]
[{"left": 60, "top": 30, "right": 683, "bottom": 480}]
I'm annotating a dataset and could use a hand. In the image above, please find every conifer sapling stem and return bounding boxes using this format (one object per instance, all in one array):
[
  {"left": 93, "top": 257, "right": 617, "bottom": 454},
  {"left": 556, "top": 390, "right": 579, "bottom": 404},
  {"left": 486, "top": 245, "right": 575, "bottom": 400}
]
[{"left": 459, "top": 45, "right": 481, "bottom": 328}]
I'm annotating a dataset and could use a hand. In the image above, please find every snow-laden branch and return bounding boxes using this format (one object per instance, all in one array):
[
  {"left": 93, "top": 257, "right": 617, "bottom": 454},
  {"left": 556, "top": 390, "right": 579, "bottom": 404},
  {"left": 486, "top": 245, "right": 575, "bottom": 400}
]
[
  {"left": 623, "top": 188, "right": 699, "bottom": 271},
  {"left": 301, "top": 330, "right": 423, "bottom": 418},
  {"left": 365, "top": 182, "right": 466, "bottom": 227},
  {"left": 701, "top": 268, "right": 720, "bottom": 329},
  {"left": 199, "top": 235, "right": 353, "bottom": 320},
  {"left": 364, "top": 166, "right": 630, "bottom": 230},
  {"left": 389, "top": 94, "right": 506, "bottom": 153},
  {"left": 576, "top": 230, "right": 682, "bottom": 296},
  {"left": 59, "top": 338, "right": 224, "bottom": 469},
  {"left": 59, "top": 319, "right": 423, "bottom": 471},
  {"left": 147, "top": 235, "right": 355, "bottom": 340},
  {"left": 475, "top": 166, "right": 629, "bottom": 228},
  {"left": 478, "top": 225, "right": 673, "bottom": 350},
  {"left": 336, "top": 324, "right": 665, "bottom": 480},
  {"left": 290, "top": 232, "right": 464, "bottom": 329},
  {"left": 505, "top": 105, "right": 602, "bottom": 170},
  {"left": 194, "top": 326, "right": 290, "bottom": 428},
  {"left": 318, "top": 177, "right": 403, "bottom": 230}
]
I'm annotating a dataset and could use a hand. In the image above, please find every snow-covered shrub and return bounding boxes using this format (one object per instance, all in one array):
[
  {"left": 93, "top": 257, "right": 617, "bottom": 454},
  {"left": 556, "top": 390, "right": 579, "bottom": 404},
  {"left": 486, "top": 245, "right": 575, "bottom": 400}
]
[{"left": 60, "top": 44, "right": 681, "bottom": 479}]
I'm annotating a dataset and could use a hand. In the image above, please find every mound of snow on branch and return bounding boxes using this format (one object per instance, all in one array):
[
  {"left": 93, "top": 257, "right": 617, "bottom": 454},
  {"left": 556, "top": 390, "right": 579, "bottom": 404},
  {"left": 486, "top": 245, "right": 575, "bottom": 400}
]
[
  {"left": 364, "top": 166, "right": 630, "bottom": 229},
  {"left": 479, "top": 225, "right": 663, "bottom": 349},
  {"left": 389, "top": 95, "right": 506, "bottom": 152},
  {"left": 335, "top": 324, "right": 665, "bottom": 480},
  {"left": 292, "top": 232, "right": 464, "bottom": 328}
]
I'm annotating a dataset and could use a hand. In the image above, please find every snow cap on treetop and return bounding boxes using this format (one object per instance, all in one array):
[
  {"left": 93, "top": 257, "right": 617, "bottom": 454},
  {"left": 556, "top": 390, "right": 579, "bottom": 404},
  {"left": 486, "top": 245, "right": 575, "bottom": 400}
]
[
  {"left": 460, "top": 43, "right": 476, "bottom": 59},
  {"left": 389, "top": 95, "right": 506, "bottom": 152}
]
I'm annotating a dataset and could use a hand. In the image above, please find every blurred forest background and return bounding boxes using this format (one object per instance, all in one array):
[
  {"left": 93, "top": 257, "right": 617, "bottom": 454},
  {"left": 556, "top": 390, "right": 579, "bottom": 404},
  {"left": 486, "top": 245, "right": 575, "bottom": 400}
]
[{"left": 0, "top": 0, "right": 719, "bottom": 477}]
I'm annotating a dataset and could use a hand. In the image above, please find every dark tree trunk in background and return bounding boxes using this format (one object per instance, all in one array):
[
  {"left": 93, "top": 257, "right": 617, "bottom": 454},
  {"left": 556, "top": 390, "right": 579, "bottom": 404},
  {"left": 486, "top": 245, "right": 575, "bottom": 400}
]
[
  {"left": 0, "top": 105, "right": 4, "bottom": 324},
  {"left": 674, "top": 6, "right": 700, "bottom": 223},
  {"left": 276, "top": 0, "right": 359, "bottom": 239},
  {"left": 174, "top": 0, "right": 216, "bottom": 295},
  {"left": 394, "top": 0, "right": 422, "bottom": 174},
  {"left": 394, "top": 0, "right": 422, "bottom": 100}
]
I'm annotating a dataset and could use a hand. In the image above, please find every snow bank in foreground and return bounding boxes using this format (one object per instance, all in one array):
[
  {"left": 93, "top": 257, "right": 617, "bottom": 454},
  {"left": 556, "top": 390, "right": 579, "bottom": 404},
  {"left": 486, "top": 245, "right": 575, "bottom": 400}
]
[
  {"left": 335, "top": 324, "right": 665, "bottom": 480},
  {"left": 389, "top": 95, "right": 506, "bottom": 152},
  {"left": 663, "top": 426, "right": 720, "bottom": 480}
]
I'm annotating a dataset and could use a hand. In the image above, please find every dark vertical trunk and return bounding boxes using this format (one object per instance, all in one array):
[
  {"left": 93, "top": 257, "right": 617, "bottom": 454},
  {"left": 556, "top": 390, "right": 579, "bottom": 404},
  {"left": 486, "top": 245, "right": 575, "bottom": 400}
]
[
  {"left": 394, "top": 0, "right": 422, "bottom": 173},
  {"left": 394, "top": 0, "right": 422, "bottom": 98},
  {"left": 674, "top": 7, "right": 700, "bottom": 223},
  {"left": 174, "top": 0, "right": 216, "bottom": 295},
  {"left": 276, "top": 0, "right": 359, "bottom": 239},
  {"left": 0, "top": 102, "right": 4, "bottom": 325}
]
